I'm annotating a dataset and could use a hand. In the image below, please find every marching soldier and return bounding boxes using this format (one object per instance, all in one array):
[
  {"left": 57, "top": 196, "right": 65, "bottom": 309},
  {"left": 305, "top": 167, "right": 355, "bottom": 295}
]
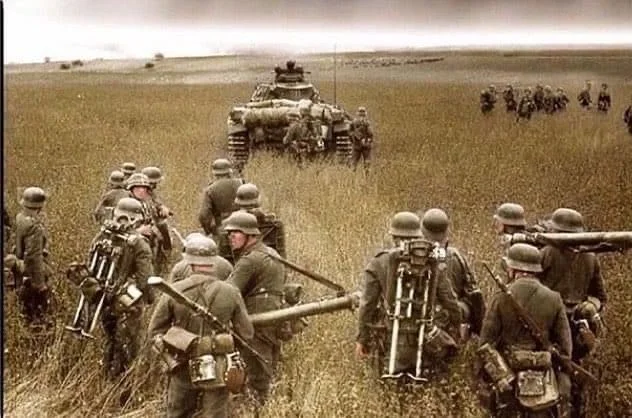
[
  {"left": 493, "top": 203, "right": 527, "bottom": 235},
  {"left": 219, "top": 183, "right": 286, "bottom": 264},
  {"left": 577, "top": 81, "right": 592, "bottom": 109},
  {"left": 477, "top": 243, "right": 572, "bottom": 417},
  {"left": 356, "top": 212, "right": 464, "bottom": 377},
  {"left": 554, "top": 87, "right": 570, "bottom": 112},
  {"left": 624, "top": 96, "right": 632, "bottom": 134},
  {"left": 538, "top": 208, "right": 607, "bottom": 418},
  {"left": 283, "top": 105, "right": 320, "bottom": 168},
  {"left": 148, "top": 234, "right": 253, "bottom": 418},
  {"left": 480, "top": 84, "right": 497, "bottom": 114},
  {"left": 82, "top": 197, "right": 153, "bottom": 379},
  {"left": 502, "top": 84, "right": 518, "bottom": 112},
  {"left": 543, "top": 85, "right": 556, "bottom": 114},
  {"left": 169, "top": 233, "right": 233, "bottom": 283},
  {"left": 224, "top": 211, "right": 285, "bottom": 406},
  {"left": 349, "top": 106, "right": 374, "bottom": 174},
  {"left": 141, "top": 166, "right": 173, "bottom": 267},
  {"left": 516, "top": 88, "right": 536, "bottom": 121},
  {"left": 597, "top": 83, "right": 611, "bottom": 113},
  {"left": 198, "top": 158, "right": 244, "bottom": 239},
  {"left": 533, "top": 84, "right": 545, "bottom": 111},
  {"left": 121, "top": 162, "right": 137, "bottom": 181},
  {"left": 4, "top": 187, "right": 53, "bottom": 327},
  {"left": 94, "top": 170, "right": 129, "bottom": 224},
  {"left": 420, "top": 208, "right": 485, "bottom": 338}
]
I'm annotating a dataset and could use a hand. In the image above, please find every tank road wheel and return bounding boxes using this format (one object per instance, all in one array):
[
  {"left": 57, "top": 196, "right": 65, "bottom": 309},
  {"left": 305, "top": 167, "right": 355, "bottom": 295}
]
[
  {"left": 228, "top": 134, "right": 250, "bottom": 174},
  {"left": 334, "top": 134, "right": 352, "bottom": 165}
]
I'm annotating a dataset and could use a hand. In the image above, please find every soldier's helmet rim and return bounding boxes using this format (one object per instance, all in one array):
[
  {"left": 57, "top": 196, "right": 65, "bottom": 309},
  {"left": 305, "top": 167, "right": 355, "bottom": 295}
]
[
  {"left": 503, "top": 243, "right": 542, "bottom": 273},
  {"left": 211, "top": 158, "right": 233, "bottom": 175},
  {"left": 494, "top": 203, "right": 526, "bottom": 226},
  {"left": 113, "top": 197, "right": 144, "bottom": 224},
  {"left": 550, "top": 208, "right": 584, "bottom": 233},
  {"left": 126, "top": 173, "right": 152, "bottom": 190},
  {"left": 235, "top": 183, "right": 260, "bottom": 208},
  {"left": 223, "top": 210, "right": 261, "bottom": 235},
  {"left": 184, "top": 235, "right": 218, "bottom": 262},
  {"left": 389, "top": 211, "right": 423, "bottom": 238},
  {"left": 421, "top": 208, "right": 449, "bottom": 242},
  {"left": 20, "top": 187, "right": 47, "bottom": 209}
]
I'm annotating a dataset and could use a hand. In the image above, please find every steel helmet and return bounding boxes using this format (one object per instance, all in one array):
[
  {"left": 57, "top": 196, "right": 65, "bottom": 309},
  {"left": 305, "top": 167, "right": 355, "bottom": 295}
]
[
  {"left": 388, "top": 212, "right": 422, "bottom": 238},
  {"left": 421, "top": 208, "right": 449, "bottom": 243},
  {"left": 502, "top": 243, "right": 542, "bottom": 273},
  {"left": 550, "top": 208, "right": 584, "bottom": 233},
  {"left": 20, "top": 187, "right": 47, "bottom": 209},
  {"left": 235, "top": 183, "right": 260, "bottom": 209},
  {"left": 223, "top": 210, "right": 261, "bottom": 235}
]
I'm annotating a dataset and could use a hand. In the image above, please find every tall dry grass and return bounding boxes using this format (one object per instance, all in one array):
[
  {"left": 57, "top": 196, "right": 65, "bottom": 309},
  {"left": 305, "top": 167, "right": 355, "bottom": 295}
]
[{"left": 3, "top": 71, "right": 632, "bottom": 417}]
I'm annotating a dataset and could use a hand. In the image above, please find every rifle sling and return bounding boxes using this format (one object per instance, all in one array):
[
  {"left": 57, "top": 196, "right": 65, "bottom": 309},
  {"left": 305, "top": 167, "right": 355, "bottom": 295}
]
[{"left": 507, "top": 285, "right": 548, "bottom": 351}]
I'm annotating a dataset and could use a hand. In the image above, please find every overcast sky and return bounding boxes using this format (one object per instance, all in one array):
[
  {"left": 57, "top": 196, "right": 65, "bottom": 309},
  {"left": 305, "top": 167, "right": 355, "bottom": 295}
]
[{"left": 5, "top": 0, "right": 632, "bottom": 63}]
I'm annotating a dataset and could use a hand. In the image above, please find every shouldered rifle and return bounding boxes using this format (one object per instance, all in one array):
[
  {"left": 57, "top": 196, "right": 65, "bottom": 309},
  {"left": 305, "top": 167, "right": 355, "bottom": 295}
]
[
  {"left": 506, "top": 231, "right": 632, "bottom": 254},
  {"left": 262, "top": 250, "right": 347, "bottom": 296},
  {"left": 482, "top": 263, "right": 597, "bottom": 386},
  {"left": 147, "top": 276, "right": 273, "bottom": 377}
]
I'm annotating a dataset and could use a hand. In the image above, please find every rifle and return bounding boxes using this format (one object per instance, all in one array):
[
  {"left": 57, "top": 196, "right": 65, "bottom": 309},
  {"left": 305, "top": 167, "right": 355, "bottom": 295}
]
[
  {"left": 482, "top": 263, "right": 597, "bottom": 386},
  {"left": 506, "top": 231, "right": 632, "bottom": 254},
  {"left": 147, "top": 276, "right": 273, "bottom": 377},
  {"left": 261, "top": 250, "right": 347, "bottom": 296}
]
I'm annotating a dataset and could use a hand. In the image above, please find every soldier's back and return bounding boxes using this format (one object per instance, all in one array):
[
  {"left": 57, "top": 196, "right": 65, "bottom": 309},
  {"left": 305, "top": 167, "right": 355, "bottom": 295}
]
[
  {"left": 206, "top": 178, "right": 243, "bottom": 218},
  {"left": 539, "top": 245, "right": 599, "bottom": 305}
]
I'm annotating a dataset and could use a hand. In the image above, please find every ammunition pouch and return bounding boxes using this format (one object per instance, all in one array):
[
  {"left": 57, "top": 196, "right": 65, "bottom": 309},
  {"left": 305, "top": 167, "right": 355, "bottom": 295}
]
[
  {"left": 189, "top": 351, "right": 246, "bottom": 393},
  {"left": 115, "top": 283, "right": 144, "bottom": 312},
  {"left": 507, "top": 350, "right": 552, "bottom": 371},
  {"left": 515, "top": 368, "right": 560, "bottom": 411},
  {"left": 465, "top": 288, "right": 486, "bottom": 335},
  {"left": 152, "top": 334, "right": 183, "bottom": 373},
  {"left": 163, "top": 326, "right": 200, "bottom": 354},
  {"left": 477, "top": 343, "right": 515, "bottom": 393},
  {"left": 423, "top": 326, "right": 458, "bottom": 360}
]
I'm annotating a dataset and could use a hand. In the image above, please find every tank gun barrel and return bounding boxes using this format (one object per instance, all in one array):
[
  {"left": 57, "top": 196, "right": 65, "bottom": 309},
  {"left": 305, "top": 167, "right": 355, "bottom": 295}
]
[{"left": 250, "top": 291, "right": 361, "bottom": 327}]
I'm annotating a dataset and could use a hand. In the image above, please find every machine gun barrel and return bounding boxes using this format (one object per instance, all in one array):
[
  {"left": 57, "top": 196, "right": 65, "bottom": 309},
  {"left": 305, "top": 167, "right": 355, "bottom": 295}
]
[
  {"left": 249, "top": 291, "right": 361, "bottom": 326},
  {"left": 148, "top": 276, "right": 273, "bottom": 376},
  {"left": 482, "top": 263, "right": 598, "bottom": 386},
  {"left": 509, "top": 231, "right": 632, "bottom": 252}
]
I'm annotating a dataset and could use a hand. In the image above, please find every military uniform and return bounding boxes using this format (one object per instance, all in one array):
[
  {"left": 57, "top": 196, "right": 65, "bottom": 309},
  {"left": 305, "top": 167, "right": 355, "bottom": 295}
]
[
  {"left": 533, "top": 85, "right": 545, "bottom": 111},
  {"left": 169, "top": 255, "right": 233, "bottom": 284},
  {"left": 13, "top": 206, "right": 53, "bottom": 324},
  {"left": 543, "top": 86, "right": 556, "bottom": 114},
  {"left": 597, "top": 85, "right": 611, "bottom": 113},
  {"left": 480, "top": 86, "right": 497, "bottom": 114},
  {"left": 577, "top": 87, "right": 592, "bottom": 109},
  {"left": 357, "top": 247, "right": 463, "bottom": 375},
  {"left": 94, "top": 188, "right": 129, "bottom": 224},
  {"left": 502, "top": 86, "right": 517, "bottom": 112},
  {"left": 624, "top": 104, "right": 632, "bottom": 134},
  {"left": 349, "top": 107, "right": 374, "bottom": 173},
  {"left": 148, "top": 273, "right": 253, "bottom": 418},
  {"left": 283, "top": 114, "right": 320, "bottom": 167},
  {"left": 226, "top": 239, "right": 285, "bottom": 403},
  {"left": 554, "top": 89, "right": 570, "bottom": 112},
  {"left": 516, "top": 93, "right": 536, "bottom": 121},
  {"left": 199, "top": 180, "right": 243, "bottom": 238}
]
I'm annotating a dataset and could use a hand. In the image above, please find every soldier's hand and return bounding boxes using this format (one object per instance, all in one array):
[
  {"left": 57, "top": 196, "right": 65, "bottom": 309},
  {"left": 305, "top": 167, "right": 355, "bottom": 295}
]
[
  {"left": 137, "top": 224, "right": 153, "bottom": 236},
  {"left": 355, "top": 342, "right": 368, "bottom": 360}
]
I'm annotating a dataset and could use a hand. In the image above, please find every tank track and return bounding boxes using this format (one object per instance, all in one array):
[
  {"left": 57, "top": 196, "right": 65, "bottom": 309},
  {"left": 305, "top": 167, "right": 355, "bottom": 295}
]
[
  {"left": 227, "top": 134, "right": 250, "bottom": 174},
  {"left": 334, "top": 134, "right": 352, "bottom": 165}
]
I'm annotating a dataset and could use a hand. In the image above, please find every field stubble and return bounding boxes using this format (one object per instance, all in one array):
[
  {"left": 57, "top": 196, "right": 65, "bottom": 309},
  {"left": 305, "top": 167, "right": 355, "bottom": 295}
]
[{"left": 3, "top": 71, "right": 632, "bottom": 417}]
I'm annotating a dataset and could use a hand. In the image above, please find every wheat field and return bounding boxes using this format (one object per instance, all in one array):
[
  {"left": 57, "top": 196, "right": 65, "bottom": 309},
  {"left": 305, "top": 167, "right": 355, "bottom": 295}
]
[{"left": 3, "top": 51, "right": 632, "bottom": 417}]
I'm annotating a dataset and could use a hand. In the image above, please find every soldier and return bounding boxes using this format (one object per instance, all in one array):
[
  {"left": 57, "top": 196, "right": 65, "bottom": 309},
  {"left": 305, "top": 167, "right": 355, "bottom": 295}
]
[
  {"left": 169, "top": 233, "right": 233, "bottom": 283},
  {"left": 533, "top": 84, "right": 545, "bottom": 111},
  {"left": 4, "top": 187, "right": 53, "bottom": 326},
  {"left": 141, "top": 166, "right": 173, "bottom": 268},
  {"left": 624, "top": 96, "right": 632, "bottom": 134},
  {"left": 577, "top": 81, "right": 592, "bottom": 109},
  {"left": 93, "top": 170, "right": 129, "bottom": 224},
  {"left": 121, "top": 162, "right": 137, "bottom": 181},
  {"left": 597, "top": 83, "right": 611, "bottom": 113},
  {"left": 283, "top": 104, "right": 320, "bottom": 168},
  {"left": 224, "top": 211, "right": 285, "bottom": 406},
  {"left": 219, "top": 183, "right": 286, "bottom": 264},
  {"left": 4, "top": 204, "right": 11, "bottom": 248},
  {"left": 148, "top": 234, "right": 253, "bottom": 418},
  {"left": 356, "top": 212, "right": 464, "bottom": 377},
  {"left": 198, "top": 158, "right": 244, "bottom": 239},
  {"left": 516, "top": 88, "right": 536, "bottom": 121},
  {"left": 349, "top": 106, "right": 374, "bottom": 174},
  {"left": 543, "top": 85, "right": 556, "bottom": 114},
  {"left": 493, "top": 203, "right": 527, "bottom": 235},
  {"left": 420, "top": 208, "right": 485, "bottom": 338},
  {"left": 554, "top": 87, "right": 570, "bottom": 112},
  {"left": 480, "top": 84, "right": 497, "bottom": 114},
  {"left": 87, "top": 197, "right": 153, "bottom": 379},
  {"left": 538, "top": 208, "right": 606, "bottom": 418},
  {"left": 477, "top": 243, "right": 572, "bottom": 418},
  {"left": 502, "top": 84, "right": 518, "bottom": 112}
]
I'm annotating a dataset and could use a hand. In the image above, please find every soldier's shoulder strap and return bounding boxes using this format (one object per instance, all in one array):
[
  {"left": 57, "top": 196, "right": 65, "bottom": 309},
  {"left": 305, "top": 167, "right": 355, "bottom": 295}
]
[{"left": 448, "top": 245, "right": 478, "bottom": 287}]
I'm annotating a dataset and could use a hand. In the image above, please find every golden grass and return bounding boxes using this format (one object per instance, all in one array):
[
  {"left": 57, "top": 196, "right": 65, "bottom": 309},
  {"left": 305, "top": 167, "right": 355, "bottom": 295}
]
[{"left": 4, "top": 63, "right": 632, "bottom": 417}]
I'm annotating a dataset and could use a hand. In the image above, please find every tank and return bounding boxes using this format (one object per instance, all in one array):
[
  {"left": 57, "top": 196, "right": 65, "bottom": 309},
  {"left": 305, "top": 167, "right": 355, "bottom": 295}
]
[{"left": 226, "top": 60, "right": 353, "bottom": 171}]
